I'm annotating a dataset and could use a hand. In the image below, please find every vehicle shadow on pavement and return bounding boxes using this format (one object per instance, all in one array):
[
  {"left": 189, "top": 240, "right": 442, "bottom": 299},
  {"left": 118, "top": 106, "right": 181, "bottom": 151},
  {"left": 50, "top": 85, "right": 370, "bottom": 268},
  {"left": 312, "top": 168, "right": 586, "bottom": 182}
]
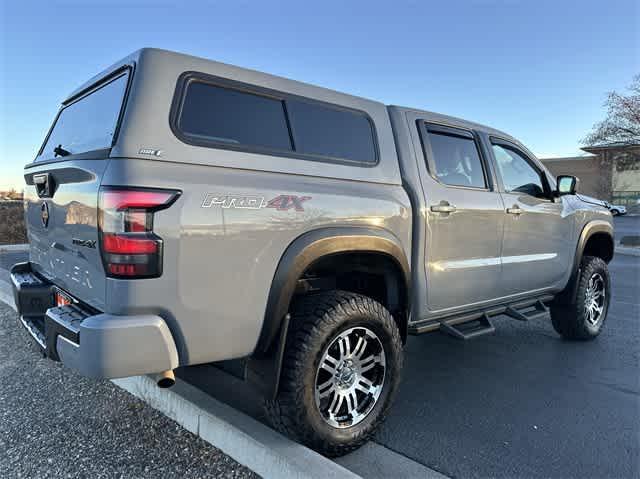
[
  {"left": 180, "top": 256, "right": 639, "bottom": 479},
  {"left": 377, "top": 257, "right": 639, "bottom": 479}
]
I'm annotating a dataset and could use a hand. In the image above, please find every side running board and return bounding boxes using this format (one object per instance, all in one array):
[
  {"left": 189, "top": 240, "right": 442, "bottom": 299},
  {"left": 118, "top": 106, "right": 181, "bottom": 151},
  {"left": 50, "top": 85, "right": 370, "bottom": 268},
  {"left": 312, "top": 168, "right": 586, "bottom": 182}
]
[
  {"left": 408, "top": 296, "right": 554, "bottom": 338},
  {"left": 505, "top": 300, "right": 549, "bottom": 322},
  {"left": 438, "top": 313, "right": 495, "bottom": 340}
]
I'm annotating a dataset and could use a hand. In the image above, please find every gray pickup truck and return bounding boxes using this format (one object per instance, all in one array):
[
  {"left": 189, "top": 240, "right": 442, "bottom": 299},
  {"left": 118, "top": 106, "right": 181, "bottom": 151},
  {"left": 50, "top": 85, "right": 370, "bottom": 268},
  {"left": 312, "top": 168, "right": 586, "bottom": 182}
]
[{"left": 11, "top": 48, "right": 614, "bottom": 456}]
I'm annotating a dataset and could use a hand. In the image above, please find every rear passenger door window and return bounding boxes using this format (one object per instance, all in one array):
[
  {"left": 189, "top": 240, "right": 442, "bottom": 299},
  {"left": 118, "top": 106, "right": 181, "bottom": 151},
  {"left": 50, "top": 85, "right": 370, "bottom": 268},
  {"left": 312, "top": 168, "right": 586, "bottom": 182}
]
[
  {"left": 491, "top": 144, "right": 546, "bottom": 198},
  {"left": 422, "top": 125, "right": 487, "bottom": 189}
]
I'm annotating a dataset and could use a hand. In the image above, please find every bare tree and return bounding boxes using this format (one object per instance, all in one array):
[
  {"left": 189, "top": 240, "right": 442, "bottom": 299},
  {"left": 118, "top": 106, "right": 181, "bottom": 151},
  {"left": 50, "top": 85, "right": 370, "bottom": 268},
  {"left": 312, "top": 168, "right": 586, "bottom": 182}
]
[
  {"left": 581, "top": 75, "right": 640, "bottom": 200},
  {"left": 583, "top": 75, "right": 640, "bottom": 147}
]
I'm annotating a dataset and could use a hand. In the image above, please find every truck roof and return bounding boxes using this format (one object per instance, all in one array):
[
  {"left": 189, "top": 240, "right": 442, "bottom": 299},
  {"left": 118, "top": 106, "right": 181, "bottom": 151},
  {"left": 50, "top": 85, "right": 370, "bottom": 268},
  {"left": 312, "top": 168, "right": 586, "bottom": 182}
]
[{"left": 65, "top": 47, "right": 535, "bottom": 159}]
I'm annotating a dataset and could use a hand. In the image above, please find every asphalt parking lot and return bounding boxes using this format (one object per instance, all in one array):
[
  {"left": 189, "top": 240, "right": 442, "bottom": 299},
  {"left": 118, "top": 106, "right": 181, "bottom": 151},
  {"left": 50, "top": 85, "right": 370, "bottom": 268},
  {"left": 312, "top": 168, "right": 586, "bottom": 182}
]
[
  {"left": 377, "top": 253, "right": 639, "bottom": 478},
  {"left": 178, "top": 252, "right": 640, "bottom": 479},
  {"left": 615, "top": 214, "right": 640, "bottom": 242},
  {"left": 0, "top": 216, "right": 638, "bottom": 478}
]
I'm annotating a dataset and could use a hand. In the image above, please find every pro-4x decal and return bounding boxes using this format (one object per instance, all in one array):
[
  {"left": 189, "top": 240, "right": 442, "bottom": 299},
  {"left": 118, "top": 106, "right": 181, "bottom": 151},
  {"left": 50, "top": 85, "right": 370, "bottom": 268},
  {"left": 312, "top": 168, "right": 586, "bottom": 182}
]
[
  {"left": 266, "top": 195, "right": 311, "bottom": 212},
  {"left": 202, "top": 193, "right": 311, "bottom": 211}
]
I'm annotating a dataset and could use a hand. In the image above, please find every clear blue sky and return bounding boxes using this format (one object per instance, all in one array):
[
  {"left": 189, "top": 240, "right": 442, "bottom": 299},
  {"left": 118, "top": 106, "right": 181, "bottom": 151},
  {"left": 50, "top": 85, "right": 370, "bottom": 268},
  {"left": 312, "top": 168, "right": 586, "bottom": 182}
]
[{"left": 1, "top": 0, "right": 637, "bottom": 191}]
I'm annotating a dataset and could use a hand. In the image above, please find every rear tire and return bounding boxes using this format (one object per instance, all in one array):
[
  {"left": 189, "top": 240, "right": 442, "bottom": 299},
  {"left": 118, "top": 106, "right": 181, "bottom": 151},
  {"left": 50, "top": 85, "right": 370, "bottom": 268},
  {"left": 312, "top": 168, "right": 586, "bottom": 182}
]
[
  {"left": 264, "top": 290, "right": 403, "bottom": 457},
  {"left": 550, "top": 256, "right": 610, "bottom": 340}
]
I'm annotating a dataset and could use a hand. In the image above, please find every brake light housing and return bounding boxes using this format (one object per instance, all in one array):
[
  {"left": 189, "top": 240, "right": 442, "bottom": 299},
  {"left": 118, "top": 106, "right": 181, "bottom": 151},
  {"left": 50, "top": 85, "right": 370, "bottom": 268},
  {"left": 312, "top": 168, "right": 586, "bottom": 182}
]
[{"left": 98, "top": 186, "right": 181, "bottom": 279}]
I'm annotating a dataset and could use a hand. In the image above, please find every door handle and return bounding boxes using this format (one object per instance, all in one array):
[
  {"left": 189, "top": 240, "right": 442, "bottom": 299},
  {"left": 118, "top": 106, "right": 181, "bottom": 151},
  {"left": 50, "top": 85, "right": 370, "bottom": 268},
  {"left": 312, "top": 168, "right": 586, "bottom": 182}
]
[
  {"left": 506, "top": 206, "right": 523, "bottom": 215},
  {"left": 430, "top": 203, "right": 457, "bottom": 214}
]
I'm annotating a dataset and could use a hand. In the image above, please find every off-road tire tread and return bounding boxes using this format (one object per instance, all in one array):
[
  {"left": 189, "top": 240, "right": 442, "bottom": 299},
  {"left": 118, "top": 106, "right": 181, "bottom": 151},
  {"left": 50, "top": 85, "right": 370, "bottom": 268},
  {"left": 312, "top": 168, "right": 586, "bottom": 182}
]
[{"left": 264, "top": 290, "right": 403, "bottom": 457}]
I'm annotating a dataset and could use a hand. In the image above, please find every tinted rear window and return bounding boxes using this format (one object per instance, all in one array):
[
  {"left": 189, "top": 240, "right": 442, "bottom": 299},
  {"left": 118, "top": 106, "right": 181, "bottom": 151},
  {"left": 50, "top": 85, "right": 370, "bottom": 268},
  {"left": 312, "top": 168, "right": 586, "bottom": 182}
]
[
  {"left": 38, "top": 72, "right": 129, "bottom": 160},
  {"left": 288, "top": 100, "right": 376, "bottom": 163},
  {"left": 179, "top": 82, "right": 292, "bottom": 151},
  {"left": 174, "top": 77, "right": 377, "bottom": 165},
  {"left": 427, "top": 131, "right": 486, "bottom": 188}
]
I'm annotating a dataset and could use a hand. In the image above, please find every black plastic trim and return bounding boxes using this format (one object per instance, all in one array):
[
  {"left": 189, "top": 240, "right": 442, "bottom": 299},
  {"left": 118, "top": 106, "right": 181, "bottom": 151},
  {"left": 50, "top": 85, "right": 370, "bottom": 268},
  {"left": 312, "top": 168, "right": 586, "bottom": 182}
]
[
  {"left": 409, "top": 294, "right": 555, "bottom": 334},
  {"left": 10, "top": 262, "right": 54, "bottom": 318},
  {"left": 561, "top": 220, "right": 615, "bottom": 305},
  {"left": 254, "top": 227, "right": 410, "bottom": 356}
]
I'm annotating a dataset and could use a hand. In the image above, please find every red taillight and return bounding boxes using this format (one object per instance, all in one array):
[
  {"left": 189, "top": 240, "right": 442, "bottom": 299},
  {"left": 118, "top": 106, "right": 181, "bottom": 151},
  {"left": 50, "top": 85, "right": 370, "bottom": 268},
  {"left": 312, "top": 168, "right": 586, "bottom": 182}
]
[
  {"left": 102, "top": 234, "right": 159, "bottom": 254},
  {"left": 101, "top": 190, "right": 177, "bottom": 211},
  {"left": 98, "top": 187, "right": 180, "bottom": 279}
]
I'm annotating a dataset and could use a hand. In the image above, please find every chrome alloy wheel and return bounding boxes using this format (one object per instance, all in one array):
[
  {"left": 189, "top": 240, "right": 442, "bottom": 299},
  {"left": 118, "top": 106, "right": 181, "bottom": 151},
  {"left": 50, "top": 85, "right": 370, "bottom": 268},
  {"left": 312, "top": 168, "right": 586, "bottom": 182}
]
[
  {"left": 314, "top": 326, "right": 386, "bottom": 428},
  {"left": 584, "top": 272, "right": 606, "bottom": 326}
]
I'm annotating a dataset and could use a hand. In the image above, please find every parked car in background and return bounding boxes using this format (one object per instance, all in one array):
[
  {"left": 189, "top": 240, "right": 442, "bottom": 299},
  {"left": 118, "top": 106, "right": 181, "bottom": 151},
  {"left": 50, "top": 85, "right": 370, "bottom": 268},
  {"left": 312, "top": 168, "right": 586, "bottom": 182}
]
[
  {"left": 605, "top": 202, "right": 627, "bottom": 216},
  {"left": 11, "top": 48, "right": 616, "bottom": 456}
]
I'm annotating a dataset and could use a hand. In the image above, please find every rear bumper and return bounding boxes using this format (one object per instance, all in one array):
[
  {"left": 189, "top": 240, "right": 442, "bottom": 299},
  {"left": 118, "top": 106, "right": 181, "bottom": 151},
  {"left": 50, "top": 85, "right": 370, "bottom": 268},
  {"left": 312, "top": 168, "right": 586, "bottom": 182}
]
[{"left": 10, "top": 262, "right": 179, "bottom": 379}]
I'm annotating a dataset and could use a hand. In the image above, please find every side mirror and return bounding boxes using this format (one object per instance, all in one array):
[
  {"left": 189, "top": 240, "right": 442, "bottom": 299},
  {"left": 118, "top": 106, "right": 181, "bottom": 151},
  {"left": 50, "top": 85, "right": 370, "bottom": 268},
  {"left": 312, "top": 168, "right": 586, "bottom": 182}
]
[{"left": 556, "top": 175, "right": 578, "bottom": 196}]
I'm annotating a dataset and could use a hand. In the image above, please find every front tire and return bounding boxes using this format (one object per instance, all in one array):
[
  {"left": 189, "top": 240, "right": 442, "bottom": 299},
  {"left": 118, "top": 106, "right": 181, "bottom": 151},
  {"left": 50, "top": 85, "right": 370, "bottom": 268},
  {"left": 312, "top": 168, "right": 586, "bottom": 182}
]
[
  {"left": 264, "top": 290, "right": 403, "bottom": 457},
  {"left": 611, "top": 209, "right": 619, "bottom": 216},
  {"left": 550, "top": 256, "right": 611, "bottom": 340}
]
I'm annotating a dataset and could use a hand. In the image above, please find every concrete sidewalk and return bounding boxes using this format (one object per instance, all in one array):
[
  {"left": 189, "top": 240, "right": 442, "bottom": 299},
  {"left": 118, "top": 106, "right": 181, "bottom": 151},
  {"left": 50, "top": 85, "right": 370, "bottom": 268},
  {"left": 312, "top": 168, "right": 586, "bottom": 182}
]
[{"left": 616, "top": 242, "right": 640, "bottom": 257}]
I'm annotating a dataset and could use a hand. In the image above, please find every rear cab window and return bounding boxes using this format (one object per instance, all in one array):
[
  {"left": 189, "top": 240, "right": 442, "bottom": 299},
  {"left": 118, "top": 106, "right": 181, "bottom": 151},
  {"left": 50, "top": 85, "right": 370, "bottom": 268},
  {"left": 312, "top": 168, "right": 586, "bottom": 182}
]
[
  {"left": 37, "top": 69, "right": 130, "bottom": 161},
  {"left": 172, "top": 74, "right": 378, "bottom": 166}
]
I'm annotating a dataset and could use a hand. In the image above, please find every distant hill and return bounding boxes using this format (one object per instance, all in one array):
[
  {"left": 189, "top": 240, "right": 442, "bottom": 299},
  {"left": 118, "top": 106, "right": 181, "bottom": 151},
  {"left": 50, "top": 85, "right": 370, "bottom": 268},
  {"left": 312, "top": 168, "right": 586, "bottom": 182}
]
[{"left": 0, "top": 189, "right": 24, "bottom": 201}]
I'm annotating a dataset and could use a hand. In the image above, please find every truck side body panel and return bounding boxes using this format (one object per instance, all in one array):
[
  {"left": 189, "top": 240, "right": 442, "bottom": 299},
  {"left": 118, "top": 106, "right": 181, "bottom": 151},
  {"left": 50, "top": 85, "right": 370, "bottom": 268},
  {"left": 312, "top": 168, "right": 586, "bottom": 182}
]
[
  {"left": 388, "top": 105, "right": 613, "bottom": 324},
  {"left": 73, "top": 49, "right": 413, "bottom": 366},
  {"left": 101, "top": 157, "right": 411, "bottom": 365}
]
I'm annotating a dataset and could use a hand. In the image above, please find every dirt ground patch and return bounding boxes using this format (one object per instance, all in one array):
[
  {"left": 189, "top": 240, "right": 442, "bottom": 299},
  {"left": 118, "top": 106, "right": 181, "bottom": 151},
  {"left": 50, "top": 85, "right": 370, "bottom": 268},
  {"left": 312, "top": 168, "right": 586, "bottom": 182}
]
[{"left": 0, "top": 202, "right": 27, "bottom": 245}]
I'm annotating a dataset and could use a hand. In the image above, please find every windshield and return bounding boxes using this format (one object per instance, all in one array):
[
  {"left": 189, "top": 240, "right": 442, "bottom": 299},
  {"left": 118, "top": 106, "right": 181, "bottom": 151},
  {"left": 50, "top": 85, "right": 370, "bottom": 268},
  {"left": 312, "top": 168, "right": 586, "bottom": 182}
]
[{"left": 37, "top": 71, "right": 129, "bottom": 160}]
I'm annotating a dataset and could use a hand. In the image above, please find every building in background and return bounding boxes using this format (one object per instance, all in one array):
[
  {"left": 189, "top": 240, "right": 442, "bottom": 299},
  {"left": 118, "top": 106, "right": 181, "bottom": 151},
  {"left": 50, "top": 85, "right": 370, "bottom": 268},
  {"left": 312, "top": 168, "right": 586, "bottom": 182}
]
[
  {"left": 541, "top": 143, "right": 640, "bottom": 209},
  {"left": 541, "top": 155, "right": 602, "bottom": 198}
]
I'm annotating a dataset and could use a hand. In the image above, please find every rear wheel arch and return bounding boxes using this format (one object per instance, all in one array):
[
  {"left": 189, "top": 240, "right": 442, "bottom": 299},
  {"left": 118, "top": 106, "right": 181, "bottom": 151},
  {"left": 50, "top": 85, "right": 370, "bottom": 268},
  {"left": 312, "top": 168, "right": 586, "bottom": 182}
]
[{"left": 248, "top": 227, "right": 410, "bottom": 398}]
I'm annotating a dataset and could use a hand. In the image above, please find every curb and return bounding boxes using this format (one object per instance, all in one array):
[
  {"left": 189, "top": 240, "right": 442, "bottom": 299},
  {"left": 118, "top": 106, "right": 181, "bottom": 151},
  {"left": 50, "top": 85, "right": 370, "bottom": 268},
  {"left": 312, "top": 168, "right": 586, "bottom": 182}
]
[
  {"left": 615, "top": 245, "right": 640, "bottom": 257},
  {"left": 0, "top": 278, "right": 16, "bottom": 312},
  {"left": 0, "top": 267, "right": 446, "bottom": 479},
  {"left": 0, "top": 274, "right": 359, "bottom": 479},
  {"left": 0, "top": 243, "right": 29, "bottom": 252},
  {"left": 113, "top": 376, "right": 360, "bottom": 479}
]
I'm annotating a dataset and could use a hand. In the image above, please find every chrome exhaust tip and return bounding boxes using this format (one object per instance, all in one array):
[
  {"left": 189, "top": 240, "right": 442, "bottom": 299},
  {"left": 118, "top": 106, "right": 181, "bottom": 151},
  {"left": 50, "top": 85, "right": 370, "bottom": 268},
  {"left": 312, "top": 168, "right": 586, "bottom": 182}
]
[{"left": 155, "top": 370, "right": 175, "bottom": 388}]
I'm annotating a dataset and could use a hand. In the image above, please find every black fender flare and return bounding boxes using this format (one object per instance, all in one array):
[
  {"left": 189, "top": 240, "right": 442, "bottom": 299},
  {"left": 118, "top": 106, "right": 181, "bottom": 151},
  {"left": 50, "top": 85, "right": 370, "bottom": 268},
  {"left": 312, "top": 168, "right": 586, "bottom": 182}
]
[
  {"left": 558, "top": 220, "right": 614, "bottom": 305},
  {"left": 573, "top": 220, "right": 614, "bottom": 273},
  {"left": 247, "top": 226, "right": 410, "bottom": 399},
  {"left": 255, "top": 226, "right": 411, "bottom": 356}
]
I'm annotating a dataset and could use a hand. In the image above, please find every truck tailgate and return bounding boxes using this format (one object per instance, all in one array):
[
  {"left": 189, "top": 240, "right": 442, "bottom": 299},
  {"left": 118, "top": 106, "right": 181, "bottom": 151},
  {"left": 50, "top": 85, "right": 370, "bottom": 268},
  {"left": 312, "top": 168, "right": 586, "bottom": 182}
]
[{"left": 24, "top": 160, "right": 108, "bottom": 311}]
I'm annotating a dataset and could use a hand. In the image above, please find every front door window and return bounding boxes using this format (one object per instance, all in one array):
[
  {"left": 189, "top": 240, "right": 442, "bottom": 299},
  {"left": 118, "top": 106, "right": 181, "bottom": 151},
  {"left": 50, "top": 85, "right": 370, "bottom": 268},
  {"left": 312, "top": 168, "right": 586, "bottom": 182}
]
[{"left": 492, "top": 144, "right": 546, "bottom": 198}]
